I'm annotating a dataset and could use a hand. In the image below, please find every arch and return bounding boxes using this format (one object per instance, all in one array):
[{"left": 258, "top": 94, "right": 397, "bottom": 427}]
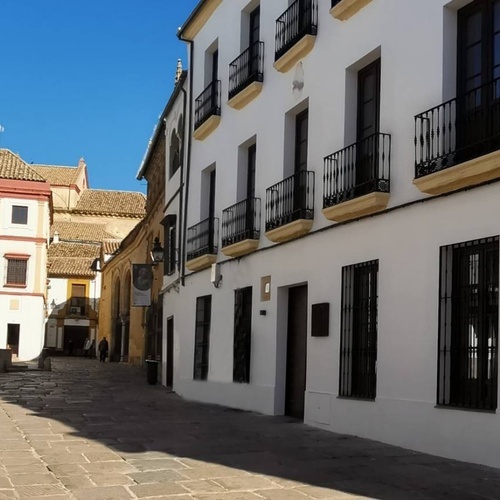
[
  {"left": 123, "top": 269, "right": 131, "bottom": 312},
  {"left": 169, "top": 128, "right": 180, "bottom": 178}
]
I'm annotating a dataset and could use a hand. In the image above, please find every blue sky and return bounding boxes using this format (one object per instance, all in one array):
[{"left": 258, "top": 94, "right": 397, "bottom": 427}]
[{"left": 0, "top": 0, "right": 199, "bottom": 192}]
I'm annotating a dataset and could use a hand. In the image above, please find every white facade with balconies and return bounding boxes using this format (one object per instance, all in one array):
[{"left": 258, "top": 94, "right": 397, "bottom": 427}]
[{"left": 164, "top": 0, "right": 500, "bottom": 469}]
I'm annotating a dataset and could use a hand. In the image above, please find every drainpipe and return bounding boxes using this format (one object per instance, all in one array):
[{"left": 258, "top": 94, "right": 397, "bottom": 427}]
[{"left": 180, "top": 39, "right": 194, "bottom": 287}]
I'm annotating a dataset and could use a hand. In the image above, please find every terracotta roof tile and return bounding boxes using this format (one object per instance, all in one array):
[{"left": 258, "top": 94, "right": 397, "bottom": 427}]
[
  {"left": 48, "top": 257, "right": 96, "bottom": 278},
  {"left": 31, "top": 164, "right": 80, "bottom": 185},
  {"left": 48, "top": 242, "right": 100, "bottom": 259},
  {"left": 51, "top": 221, "right": 115, "bottom": 243},
  {"left": 102, "top": 240, "right": 121, "bottom": 255},
  {"left": 74, "top": 190, "right": 146, "bottom": 217},
  {"left": 0, "top": 149, "right": 46, "bottom": 182}
]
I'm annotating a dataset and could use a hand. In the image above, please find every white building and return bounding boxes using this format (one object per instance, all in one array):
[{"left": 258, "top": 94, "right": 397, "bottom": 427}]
[
  {"left": 0, "top": 149, "right": 52, "bottom": 361},
  {"left": 163, "top": 0, "right": 500, "bottom": 469}
]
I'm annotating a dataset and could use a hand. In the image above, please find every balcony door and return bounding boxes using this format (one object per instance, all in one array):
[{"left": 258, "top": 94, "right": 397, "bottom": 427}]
[
  {"left": 208, "top": 169, "right": 216, "bottom": 253},
  {"left": 249, "top": 7, "right": 260, "bottom": 76},
  {"left": 457, "top": 0, "right": 500, "bottom": 160},
  {"left": 356, "top": 59, "right": 380, "bottom": 193},
  {"left": 246, "top": 145, "right": 257, "bottom": 238},
  {"left": 294, "top": 109, "right": 309, "bottom": 218}
]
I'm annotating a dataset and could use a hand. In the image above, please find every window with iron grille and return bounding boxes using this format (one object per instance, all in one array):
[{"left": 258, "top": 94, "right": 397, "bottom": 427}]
[
  {"left": 438, "top": 236, "right": 499, "bottom": 411},
  {"left": 5, "top": 258, "right": 28, "bottom": 286},
  {"left": 233, "top": 287, "right": 252, "bottom": 383},
  {"left": 194, "top": 295, "right": 211, "bottom": 381},
  {"left": 339, "top": 260, "right": 378, "bottom": 399},
  {"left": 163, "top": 215, "right": 177, "bottom": 276},
  {"left": 11, "top": 206, "right": 28, "bottom": 225}
]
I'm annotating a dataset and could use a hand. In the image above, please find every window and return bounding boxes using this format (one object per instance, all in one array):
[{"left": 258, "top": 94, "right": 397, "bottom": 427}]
[
  {"left": 233, "top": 287, "right": 252, "bottom": 383},
  {"left": 11, "top": 206, "right": 28, "bottom": 225},
  {"left": 5, "top": 257, "right": 28, "bottom": 286},
  {"left": 70, "top": 284, "right": 86, "bottom": 315},
  {"left": 163, "top": 214, "right": 177, "bottom": 276},
  {"left": 438, "top": 236, "right": 499, "bottom": 411},
  {"left": 169, "top": 129, "right": 180, "bottom": 178},
  {"left": 194, "top": 295, "right": 212, "bottom": 380},
  {"left": 339, "top": 260, "right": 378, "bottom": 399}
]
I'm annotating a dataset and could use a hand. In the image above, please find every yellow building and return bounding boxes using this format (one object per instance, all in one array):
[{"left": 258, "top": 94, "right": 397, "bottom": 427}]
[{"left": 98, "top": 101, "right": 167, "bottom": 365}]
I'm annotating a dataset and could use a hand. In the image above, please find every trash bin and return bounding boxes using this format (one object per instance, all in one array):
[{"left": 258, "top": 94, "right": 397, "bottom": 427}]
[{"left": 146, "top": 360, "right": 159, "bottom": 385}]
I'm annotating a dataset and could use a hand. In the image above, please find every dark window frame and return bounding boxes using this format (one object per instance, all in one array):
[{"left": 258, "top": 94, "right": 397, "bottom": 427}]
[
  {"left": 11, "top": 205, "right": 28, "bottom": 225},
  {"left": 194, "top": 295, "right": 212, "bottom": 381},
  {"left": 339, "top": 260, "right": 378, "bottom": 400},
  {"left": 5, "top": 257, "right": 28, "bottom": 287},
  {"left": 438, "top": 236, "right": 499, "bottom": 411}
]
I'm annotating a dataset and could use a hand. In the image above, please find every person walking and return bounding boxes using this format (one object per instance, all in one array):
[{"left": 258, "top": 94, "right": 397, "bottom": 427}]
[
  {"left": 83, "top": 338, "right": 91, "bottom": 358},
  {"left": 89, "top": 339, "right": 96, "bottom": 359},
  {"left": 98, "top": 337, "right": 109, "bottom": 363}
]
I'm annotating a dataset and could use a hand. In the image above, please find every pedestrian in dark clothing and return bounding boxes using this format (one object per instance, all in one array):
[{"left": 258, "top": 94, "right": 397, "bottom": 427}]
[
  {"left": 98, "top": 337, "right": 109, "bottom": 363},
  {"left": 89, "top": 339, "right": 96, "bottom": 359},
  {"left": 68, "top": 340, "right": 74, "bottom": 356}
]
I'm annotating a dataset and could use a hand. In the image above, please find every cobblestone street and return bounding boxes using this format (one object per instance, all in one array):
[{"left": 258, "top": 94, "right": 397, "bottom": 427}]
[{"left": 0, "top": 358, "right": 499, "bottom": 499}]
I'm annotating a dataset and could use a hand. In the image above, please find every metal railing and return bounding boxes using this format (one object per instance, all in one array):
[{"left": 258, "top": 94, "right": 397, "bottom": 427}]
[
  {"left": 186, "top": 217, "right": 219, "bottom": 261},
  {"left": 415, "top": 77, "right": 500, "bottom": 178},
  {"left": 275, "top": 0, "right": 318, "bottom": 62},
  {"left": 229, "top": 42, "right": 264, "bottom": 101},
  {"left": 323, "top": 133, "right": 391, "bottom": 208},
  {"left": 331, "top": 0, "right": 342, "bottom": 6},
  {"left": 194, "top": 80, "right": 221, "bottom": 130},
  {"left": 266, "top": 170, "right": 315, "bottom": 232},
  {"left": 222, "top": 198, "right": 261, "bottom": 248}
]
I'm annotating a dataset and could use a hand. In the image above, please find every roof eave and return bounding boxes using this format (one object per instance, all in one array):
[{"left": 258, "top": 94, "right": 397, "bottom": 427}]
[{"left": 177, "top": 0, "right": 222, "bottom": 41}]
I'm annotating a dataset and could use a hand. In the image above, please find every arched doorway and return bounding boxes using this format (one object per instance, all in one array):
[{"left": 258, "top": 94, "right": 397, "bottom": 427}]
[
  {"left": 122, "top": 270, "right": 131, "bottom": 361},
  {"left": 111, "top": 277, "right": 121, "bottom": 361}
]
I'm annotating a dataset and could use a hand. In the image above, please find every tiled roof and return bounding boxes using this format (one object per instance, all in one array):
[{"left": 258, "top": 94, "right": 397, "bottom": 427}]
[
  {"left": 74, "top": 190, "right": 146, "bottom": 217},
  {"left": 48, "top": 242, "right": 100, "bottom": 259},
  {"left": 48, "top": 257, "right": 97, "bottom": 278},
  {"left": 51, "top": 221, "right": 115, "bottom": 243},
  {"left": 102, "top": 240, "right": 121, "bottom": 255},
  {"left": 0, "top": 149, "right": 46, "bottom": 182},
  {"left": 31, "top": 164, "right": 80, "bottom": 186}
]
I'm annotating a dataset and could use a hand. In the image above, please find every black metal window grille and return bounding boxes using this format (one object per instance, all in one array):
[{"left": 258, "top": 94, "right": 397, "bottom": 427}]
[
  {"left": 194, "top": 295, "right": 212, "bottom": 381},
  {"left": 265, "top": 170, "right": 314, "bottom": 232},
  {"left": 229, "top": 42, "right": 264, "bottom": 101},
  {"left": 6, "top": 258, "right": 28, "bottom": 286},
  {"left": 194, "top": 80, "right": 221, "bottom": 130},
  {"left": 275, "top": 0, "right": 318, "bottom": 62},
  {"left": 339, "top": 260, "right": 378, "bottom": 399},
  {"left": 323, "top": 133, "right": 391, "bottom": 208},
  {"left": 415, "top": 78, "right": 500, "bottom": 178},
  {"left": 233, "top": 287, "right": 252, "bottom": 383},
  {"left": 222, "top": 198, "right": 261, "bottom": 248},
  {"left": 186, "top": 217, "right": 219, "bottom": 261},
  {"left": 438, "top": 237, "right": 499, "bottom": 411},
  {"left": 11, "top": 206, "right": 28, "bottom": 225}
]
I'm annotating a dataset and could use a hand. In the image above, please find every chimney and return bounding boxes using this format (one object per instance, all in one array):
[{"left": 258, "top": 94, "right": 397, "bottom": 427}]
[
  {"left": 53, "top": 231, "right": 60, "bottom": 243},
  {"left": 78, "top": 157, "right": 86, "bottom": 169},
  {"left": 175, "top": 59, "right": 183, "bottom": 85}
]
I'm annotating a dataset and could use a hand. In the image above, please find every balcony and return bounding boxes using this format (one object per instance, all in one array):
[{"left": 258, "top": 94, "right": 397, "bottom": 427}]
[
  {"left": 68, "top": 297, "right": 86, "bottom": 316},
  {"left": 265, "top": 170, "right": 314, "bottom": 243},
  {"left": 323, "top": 133, "right": 391, "bottom": 222},
  {"left": 330, "top": 0, "right": 374, "bottom": 21},
  {"left": 193, "top": 80, "right": 221, "bottom": 141},
  {"left": 186, "top": 217, "right": 219, "bottom": 272},
  {"left": 274, "top": 0, "right": 318, "bottom": 73},
  {"left": 221, "top": 198, "right": 261, "bottom": 258},
  {"left": 228, "top": 42, "right": 265, "bottom": 110},
  {"left": 414, "top": 78, "right": 500, "bottom": 195}
]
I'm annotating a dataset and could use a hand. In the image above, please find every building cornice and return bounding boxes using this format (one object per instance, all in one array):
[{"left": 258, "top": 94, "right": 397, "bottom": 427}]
[{"left": 178, "top": 0, "right": 222, "bottom": 41}]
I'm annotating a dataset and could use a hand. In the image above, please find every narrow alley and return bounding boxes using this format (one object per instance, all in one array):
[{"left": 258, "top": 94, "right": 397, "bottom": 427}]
[{"left": 0, "top": 359, "right": 499, "bottom": 500}]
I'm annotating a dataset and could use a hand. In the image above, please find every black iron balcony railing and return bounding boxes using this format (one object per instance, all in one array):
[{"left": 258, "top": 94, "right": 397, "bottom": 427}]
[
  {"left": 266, "top": 170, "right": 315, "bottom": 232},
  {"left": 187, "top": 217, "right": 219, "bottom": 261},
  {"left": 194, "top": 80, "right": 221, "bottom": 130},
  {"left": 323, "top": 133, "right": 391, "bottom": 208},
  {"left": 229, "top": 42, "right": 265, "bottom": 101},
  {"left": 331, "top": 0, "right": 342, "bottom": 6},
  {"left": 222, "top": 198, "right": 261, "bottom": 248},
  {"left": 415, "top": 77, "right": 500, "bottom": 178},
  {"left": 275, "top": 0, "right": 318, "bottom": 62},
  {"left": 69, "top": 297, "right": 86, "bottom": 316}
]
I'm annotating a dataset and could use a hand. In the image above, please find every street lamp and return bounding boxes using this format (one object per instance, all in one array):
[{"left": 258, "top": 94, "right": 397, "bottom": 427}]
[{"left": 150, "top": 237, "right": 165, "bottom": 264}]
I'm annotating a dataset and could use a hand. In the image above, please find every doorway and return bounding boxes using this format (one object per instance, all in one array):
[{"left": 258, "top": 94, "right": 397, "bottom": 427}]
[
  {"left": 285, "top": 285, "right": 308, "bottom": 419},
  {"left": 166, "top": 316, "right": 174, "bottom": 388},
  {"left": 63, "top": 326, "right": 88, "bottom": 356},
  {"left": 7, "top": 324, "right": 20, "bottom": 357}
]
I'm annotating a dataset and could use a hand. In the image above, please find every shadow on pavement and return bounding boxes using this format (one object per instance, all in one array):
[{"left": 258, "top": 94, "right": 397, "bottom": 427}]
[{"left": 1, "top": 357, "right": 500, "bottom": 500}]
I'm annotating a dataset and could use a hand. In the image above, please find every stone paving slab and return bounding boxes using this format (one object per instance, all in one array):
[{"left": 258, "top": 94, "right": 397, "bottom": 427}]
[{"left": 1, "top": 358, "right": 500, "bottom": 500}]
